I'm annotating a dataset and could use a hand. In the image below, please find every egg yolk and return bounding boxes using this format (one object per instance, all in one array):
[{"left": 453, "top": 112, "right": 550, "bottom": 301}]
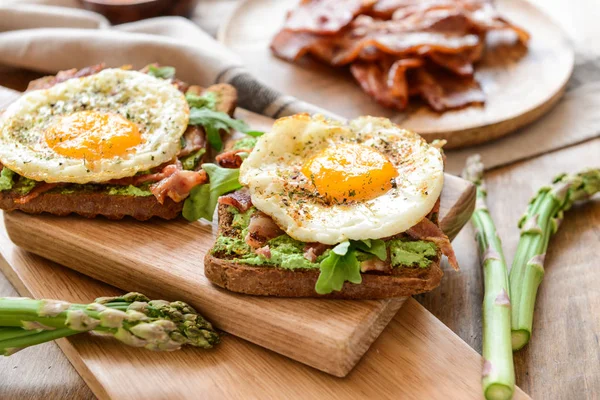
[
  {"left": 301, "top": 143, "right": 398, "bottom": 203},
  {"left": 44, "top": 111, "right": 142, "bottom": 161}
]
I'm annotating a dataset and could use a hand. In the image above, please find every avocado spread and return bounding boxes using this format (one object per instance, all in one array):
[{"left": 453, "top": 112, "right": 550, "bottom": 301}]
[
  {"left": 212, "top": 206, "right": 438, "bottom": 269},
  {"left": 0, "top": 168, "right": 37, "bottom": 195}
]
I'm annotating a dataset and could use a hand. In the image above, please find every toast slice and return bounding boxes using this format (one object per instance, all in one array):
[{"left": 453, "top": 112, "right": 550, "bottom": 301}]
[
  {"left": 0, "top": 82, "right": 238, "bottom": 221},
  {"left": 204, "top": 203, "right": 444, "bottom": 299}
]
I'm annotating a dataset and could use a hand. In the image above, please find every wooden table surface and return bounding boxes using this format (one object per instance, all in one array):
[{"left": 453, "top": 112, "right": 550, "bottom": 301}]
[{"left": 1, "top": 0, "right": 599, "bottom": 399}]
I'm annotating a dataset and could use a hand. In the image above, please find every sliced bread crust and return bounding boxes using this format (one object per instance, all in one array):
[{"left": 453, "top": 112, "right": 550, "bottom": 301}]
[
  {"left": 204, "top": 203, "right": 444, "bottom": 299},
  {"left": 0, "top": 191, "right": 183, "bottom": 220}
]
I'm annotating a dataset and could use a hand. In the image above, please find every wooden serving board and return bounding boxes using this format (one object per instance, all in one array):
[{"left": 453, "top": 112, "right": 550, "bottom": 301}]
[
  {"left": 2, "top": 106, "right": 476, "bottom": 377},
  {"left": 0, "top": 226, "right": 530, "bottom": 399},
  {"left": 219, "top": 0, "right": 574, "bottom": 149}
]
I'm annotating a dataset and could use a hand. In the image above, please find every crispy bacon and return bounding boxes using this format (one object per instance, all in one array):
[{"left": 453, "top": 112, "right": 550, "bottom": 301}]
[
  {"left": 14, "top": 183, "right": 60, "bottom": 204},
  {"left": 360, "top": 257, "right": 392, "bottom": 273},
  {"left": 303, "top": 242, "right": 332, "bottom": 262},
  {"left": 406, "top": 217, "right": 459, "bottom": 270},
  {"left": 409, "top": 66, "right": 485, "bottom": 111},
  {"left": 350, "top": 58, "right": 422, "bottom": 109},
  {"left": 178, "top": 126, "right": 206, "bottom": 158},
  {"left": 255, "top": 245, "right": 272, "bottom": 259},
  {"left": 284, "top": 0, "right": 377, "bottom": 34},
  {"left": 215, "top": 148, "right": 251, "bottom": 169},
  {"left": 245, "top": 211, "right": 284, "bottom": 249},
  {"left": 26, "top": 64, "right": 106, "bottom": 91},
  {"left": 218, "top": 189, "right": 253, "bottom": 213},
  {"left": 107, "top": 161, "right": 181, "bottom": 186},
  {"left": 270, "top": 0, "right": 528, "bottom": 112},
  {"left": 150, "top": 168, "right": 207, "bottom": 204}
]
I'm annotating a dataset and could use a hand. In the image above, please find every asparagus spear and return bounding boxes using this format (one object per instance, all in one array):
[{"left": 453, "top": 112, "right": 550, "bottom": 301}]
[
  {"left": 463, "top": 155, "right": 514, "bottom": 400},
  {"left": 510, "top": 168, "right": 600, "bottom": 351},
  {"left": 0, "top": 292, "right": 219, "bottom": 356}
]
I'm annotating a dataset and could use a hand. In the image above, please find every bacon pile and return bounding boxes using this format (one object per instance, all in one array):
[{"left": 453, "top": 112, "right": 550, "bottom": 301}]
[{"left": 271, "top": 0, "right": 529, "bottom": 112}]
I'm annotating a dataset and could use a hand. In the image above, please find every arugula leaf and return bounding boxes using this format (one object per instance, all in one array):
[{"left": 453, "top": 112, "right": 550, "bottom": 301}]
[
  {"left": 182, "top": 163, "right": 242, "bottom": 222},
  {"left": 0, "top": 168, "right": 15, "bottom": 192},
  {"left": 332, "top": 241, "right": 350, "bottom": 255},
  {"left": 181, "top": 148, "right": 206, "bottom": 171},
  {"left": 354, "top": 239, "right": 387, "bottom": 261},
  {"left": 185, "top": 91, "right": 218, "bottom": 110},
  {"left": 315, "top": 241, "right": 362, "bottom": 295},
  {"left": 188, "top": 108, "right": 252, "bottom": 151},
  {"left": 147, "top": 65, "right": 175, "bottom": 79},
  {"left": 244, "top": 130, "right": 265, "bottom": 137}
]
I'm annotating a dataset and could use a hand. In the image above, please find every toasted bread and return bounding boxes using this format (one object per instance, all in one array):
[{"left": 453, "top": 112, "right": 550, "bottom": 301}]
[
  {"left": 0, "top": 78, "right": 238, "bottom": 220},
  {"left": 204, "top": 203, "right": 444, "bottom": 299}
]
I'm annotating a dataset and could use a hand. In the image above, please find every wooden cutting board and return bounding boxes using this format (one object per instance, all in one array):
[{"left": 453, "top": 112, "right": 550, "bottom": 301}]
[
  {"left": 0, "top": 226, "right": 530, "bottom": 399},
  {"left": 1, "top": 105, "right": 475, "bottom": 377},
  {"left": 218, "top": 0, "right": 574, "bottom": 149}
]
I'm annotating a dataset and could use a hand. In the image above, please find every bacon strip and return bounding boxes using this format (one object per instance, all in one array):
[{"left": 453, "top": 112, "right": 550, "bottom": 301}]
[
  {"left": 14, "top": 183, "right": 60, "bottom": 204},
  {"left": 178, "top": 126, "right": 206, "bottom": 158},
  {"left": 350, "top": 58, "right": 423, "bottom": 109},
  {"left": 26, "top": 64, "right": 106, "bottom": 91},
  {"left": 360, "top": 257, "right": 392, "bottom": 273},
  {"left": 406, "top": 217, "right": 459, "bottom": 270},
  {"left": 284, "top": 0, "right": 377, "bottom": 34},
  {"left": 255, "top": 245, "right": 272, "bottom": 259},
  {"left": 215, "top": 148, "right": 251, "bottom": 169},
  {"left": 245, "top": 211, "right": 284, "bottom": 249},
  {"left": 218, "top": 189, "right": 253, "bottom": 213},
  {"left": 303, "top": 242, "right": 332, "bottom": 262},
  {"left": 409, "top": 67, "right": 485, "bottom": 111},
  {"left": 150, "top": 169, "right": 207, "bottom": 204}
]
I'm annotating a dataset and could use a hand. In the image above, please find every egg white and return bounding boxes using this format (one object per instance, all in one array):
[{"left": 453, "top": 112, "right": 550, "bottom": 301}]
[
  {"left": 239, "top": 114, "right": 444, "bottom": 244},
  {"left": 0, "top": 68, "right": 189, "bottom": 184}
]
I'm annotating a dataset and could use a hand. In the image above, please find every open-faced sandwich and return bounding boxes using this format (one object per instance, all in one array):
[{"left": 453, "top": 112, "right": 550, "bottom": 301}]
[
  {"left": 205, "top": 114, "right": 459, "bottom": 298},
  {"left": 0, "top": 64, "right": 256, "bottom": 220}
]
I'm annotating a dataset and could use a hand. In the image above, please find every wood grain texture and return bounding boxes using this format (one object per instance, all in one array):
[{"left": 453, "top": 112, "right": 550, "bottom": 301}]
[
  {"left": 0, "top": 233, "right": 529, "bottom": 400},
  {"left": 0, "top": 230, "right": 95, "bottom": 400},
  {"left": 418, "top": 139, "right": 600, "bottom": 400},
  {"left": 219, "top": 0, "right": 574, "bottom": 149},
  {"left": 2, "top": 164, "right": 474, "bottom": 379}
]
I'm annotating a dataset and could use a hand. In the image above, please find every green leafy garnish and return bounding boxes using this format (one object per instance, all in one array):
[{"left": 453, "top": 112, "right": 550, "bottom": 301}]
[
  {"left": 315, "top": 241, "right": 362, "bottom": 295},
  {"left": 354, "top": 239, "right": 387, "bottom": 261},
  {"left": 185, "top": 91, "right": 218, "bottom": 110},
  {"left": 182, "top": 164, "right": 242, "bottom": 222},
  {"left": 189, "top": 108, "right": 251, "bottom": 151},
  {"left": 0, "top": 168, "right": 15, "bottom": 192},
  {"left": 244, "top": 130, "right": 265, "bottom": 137},
  {"left": 314, "top": 239, "right": 390, "bottom": 294},
  {"left": 147, "top": 65, "right": 175, "bottom": 79},
  {"left": 181, "top": 148, "right": 206, "bottom": 171}
]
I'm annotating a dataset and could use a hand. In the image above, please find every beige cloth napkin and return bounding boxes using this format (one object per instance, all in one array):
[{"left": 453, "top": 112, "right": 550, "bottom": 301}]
[{"left": 0, "top": 0, "right": 335, "bottom": 119}]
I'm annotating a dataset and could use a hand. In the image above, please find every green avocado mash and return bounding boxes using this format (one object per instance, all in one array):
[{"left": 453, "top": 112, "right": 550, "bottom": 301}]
[
  {"left": 232, "top": 136, "right": 257, "bottom": 150},
  {"left": 0, "top": 168, "right": 15, "bottom": 192},
  {"left": 0, "top": 168, "right": 37, "bottom": 195},
  {"left": 389, "top": 239, "right": 438, "bottom": 268},
  {"left": 213, "top": 206, "right": 438, "bottom": 269},
  {"left": 107, "top": 185, "right": 153, "bottom": 197}
]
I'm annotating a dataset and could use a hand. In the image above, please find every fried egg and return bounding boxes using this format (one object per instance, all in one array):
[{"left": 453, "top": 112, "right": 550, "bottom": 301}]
[
  {"left": 239, "top": 114, "right": 444, "bottom": 244},
  {"left": 0, "top": 68, "right": 189, "bottom": 183}
]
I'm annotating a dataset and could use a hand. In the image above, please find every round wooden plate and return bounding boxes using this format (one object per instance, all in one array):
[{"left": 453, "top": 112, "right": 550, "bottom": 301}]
[{"left": 219, "top": 0, "right": 574, "bottom": 149}]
